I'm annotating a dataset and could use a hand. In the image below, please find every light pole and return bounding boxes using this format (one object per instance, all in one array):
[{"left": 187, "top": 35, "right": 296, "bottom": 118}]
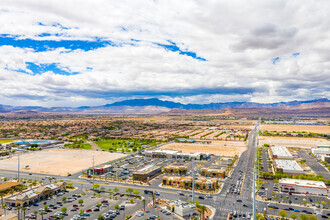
[
  {"left": 17, "top": 153, "right": 20, "bottom": 182},
  {"left": 192, "top": 160, "right": 195, "bottom": 203},
  {"left": 92, "top": 156, "right": 95, "bottom": 187}
]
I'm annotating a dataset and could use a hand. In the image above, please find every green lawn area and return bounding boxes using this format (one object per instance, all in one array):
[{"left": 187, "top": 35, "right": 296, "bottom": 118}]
[
  {"left": 95, "top": 140, "right": 126, "bottom": 151},
  {"left": 64, "top": 143, "right": 92, "bottom": 149},
  {"left": 0, "top": 139, "right": 17, "bottom": 144}
]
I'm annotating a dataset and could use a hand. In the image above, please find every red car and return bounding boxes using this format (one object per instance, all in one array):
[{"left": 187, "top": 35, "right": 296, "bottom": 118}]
[
  {"left": 29, "top": 216, "right": 36, "bottom": 219},
  {"left": 86, "top": 209, "right": 92, "bottom": 212},
  {"left": 101, "top": 200, "right": 108, "bottom": 203}
]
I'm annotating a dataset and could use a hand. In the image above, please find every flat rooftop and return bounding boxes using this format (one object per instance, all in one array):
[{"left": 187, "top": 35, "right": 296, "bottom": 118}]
[
  {"left": 274, "top": 160, "right": 303, "bottom": 172},
  {"left": 279, "top": 178, "right": 327, "bottom": 189},
  {"left": 271, "top": 146, "right": 293, "bottom": 158}
]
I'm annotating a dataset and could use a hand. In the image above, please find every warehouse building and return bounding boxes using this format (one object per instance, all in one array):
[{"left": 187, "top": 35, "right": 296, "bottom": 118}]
[
  {"left": 274, "top": 160, "right": 304, "bottom": 174},
  {"left": 144, "top": 149, "right": 211, "bottom": 160},
  {"left": 270, "top": 146, "right": 293, "bottom": 159},
  {"left": 279, "top": 178, "right": 328, "bottom": 196},
  {"left": 311, "top": 148, "right": 330, "bottom": 158}
]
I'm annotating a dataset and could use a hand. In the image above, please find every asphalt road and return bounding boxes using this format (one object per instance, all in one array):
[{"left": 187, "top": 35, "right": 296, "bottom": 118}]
[{"left": 2, "top": 119, "right": 330, "bottom": 220}]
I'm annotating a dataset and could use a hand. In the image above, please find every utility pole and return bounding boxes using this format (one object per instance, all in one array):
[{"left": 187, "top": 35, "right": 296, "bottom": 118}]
[
  {"left": 92, "top": 156, "right": 95, "bottom": 187},
  {"left": 192, "top": 160, "right": 195, "bottom": 203},
  {"left": 17, "top": 153, "right": 20, "bottom": 182}
]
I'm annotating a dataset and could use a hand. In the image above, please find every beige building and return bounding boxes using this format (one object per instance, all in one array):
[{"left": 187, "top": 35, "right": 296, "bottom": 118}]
[{"left": 5, "top": 182, "right": 66, "bottom": 207}]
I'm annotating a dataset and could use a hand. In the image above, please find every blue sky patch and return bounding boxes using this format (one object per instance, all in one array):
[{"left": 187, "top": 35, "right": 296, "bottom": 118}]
[
  {"left": 0, "top": 34, "right": 117, "bottom": 52},
  {"left": 272, "top": 57, "right": 280, "bottom": 64},
  {"left": 6, "top": 62, "right": 80, "bottom": 75},
  {"left": 155, "top": 40, "right": 206, "bottom": 61}
]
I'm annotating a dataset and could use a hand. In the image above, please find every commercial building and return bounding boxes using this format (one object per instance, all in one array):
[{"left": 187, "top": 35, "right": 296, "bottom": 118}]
[
  {"left": 133, "top": 165, "right": 162, "bottom": 182},
  {"left": 0, "top": 181, "right": 23, "bottom": 192},
  {"left": 200, "top": 167, "right": 226, "bottom": 178},
  {"left": 87, "top": 164, "right": 113, "bottom": 176},
  {"left": 311, "top": 148, "right": 330, "bottom": 158},
  {"left": 321, "top": 155, "right": 330, "bottom": 163},
  {"left": 167, "top": 200, "right": 197, "bottom": 217},
  {"left": 270, "top": 146, "right": 293, "bottom": 159},
  {"left": 162, "top": 176, "right": 219, "bottom": 191},
  {"left": 144, "top": 149, "right": 211, "bottom": 160},
  {"left": 5, "top": 182, "right": 66, "bottom": 207},
  {"left": 279, "top": 178, "right": 328, "bottom": 196},
  {"left": 274, "top": 160, "right": 304, "bottom": 175},
  {"left": 163, "top": 165, "right": 188, "bottom": 175}
]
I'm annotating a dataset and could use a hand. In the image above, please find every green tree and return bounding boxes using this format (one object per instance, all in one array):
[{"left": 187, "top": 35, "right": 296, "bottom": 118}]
[
  {"left": 33, "top": 210, "right": 38, "bottom": 219},
  {"left": 78, "top": 199, "right": 84, "bottom": 206},
  {"left": 108, "top": 188, "right": 112, "bottom": 193},
  {"left": 96, "top": 202, "right": 101, "bottom": 208},
  {"left": 62, "top": 196, "right": 67, "bottom": 203},
  {"left": 98, "top": 214, "right": 104, "bottom": 220},
  {"left": 44, "top": 204, "right": 48, "bottom": 210},
  {"left": 1, "top": 203, "right": 7, "bottom": 215},
  {"left": 113, "top": 188, "right": 119, "bottom": 194},
  {"left": 61, "top": 207, "right": 67, "bottom": 213},
  {"left": 199, "top": 205, "right": 207, "bottom": 220},
  {"left": 79, "top": 209, "right": 85, "bottom": 215},
  {"left": 278, "top": 211, "right": 288, "bottom": 219},
  {"left": 93, "top": 183, "right": 100, "bottom": 190},
  {"left": 115, "top": 204, "right": 119, "bottom": 210},
  {"left": 290, "top": 214, "right": 298, "bottom": 220},
  {"left": 133, "top": 190, "right": 140, "bottom": 197},
  {"left": 308, "top": 216, "right": 318, "bottom": 220},
  {"left": 299, "top": 214, "right": 308, "bottom": 220},
  {"left": 100, "top": 187, "right": 105, "bottom": 192},
  {"left": 126, "top": 188, "right": 134, "bottom": 196}
]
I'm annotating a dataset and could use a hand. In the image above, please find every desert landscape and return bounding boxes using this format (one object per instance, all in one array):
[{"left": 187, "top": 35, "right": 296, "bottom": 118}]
[
  {"left": 259, "top": 136, "right": 330, "bottom": 149},
  {"left": 260, "top": 124, "right": 330, "bottom": 134},
  {"left": 0, "top": 149, "right": 125, "bottom": 176},
  {"left": 161, "top": 142, "right": 247, "bottom": 157}
]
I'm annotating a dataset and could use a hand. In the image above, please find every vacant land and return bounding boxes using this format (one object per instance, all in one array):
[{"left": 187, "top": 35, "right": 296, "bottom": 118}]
[
  {"left": 259, "top": 136, "right": 330, "bottom": 149},
  {"left": 260, "top": 124, "right": 330, "bottom": 134},
  {"left": 0, "top": 139, "right": 17, "bottom": 144},
  {"left": 161, "top": 142, "right": 246, "bottom": 157},
  {"left": 0, "top": 149, "right": 125, "bottom": 176}
]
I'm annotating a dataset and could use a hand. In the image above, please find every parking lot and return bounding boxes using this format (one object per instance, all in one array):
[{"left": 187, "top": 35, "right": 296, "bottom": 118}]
[
  {"left": 259, "top": 180, "right": 329, "bottom": 210},
  {"left": 15, "top": 189, "right": 145, "bottom": 220},
  {"left": 298, "top": 150, "right": 330, "bottom": 179}
]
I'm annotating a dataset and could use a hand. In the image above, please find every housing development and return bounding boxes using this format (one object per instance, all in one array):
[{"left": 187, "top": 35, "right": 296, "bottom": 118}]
[{"left": 0, "top": 115, "right": 329, "bottom": 220}]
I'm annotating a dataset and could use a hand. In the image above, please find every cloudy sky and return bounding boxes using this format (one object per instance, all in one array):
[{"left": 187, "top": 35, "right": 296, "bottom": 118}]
[{"left": 0, "top": 0, "right": 329, "bottom": 107}]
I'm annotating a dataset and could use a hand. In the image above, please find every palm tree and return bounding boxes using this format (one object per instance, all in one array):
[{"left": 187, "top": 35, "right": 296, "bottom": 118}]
[
  {"left": 40, "top": 211, "right": 45, "bottom": 220},
  {"left": 22, "top": 207, "right": 27, "bottom": 219},
  {"left": 0, "top": 192, "right": 5, "bottom": 205},
  {"left": 2, "top": 203, "right": 7, "bottom": 216},
  {"left": 199, "top": 205, "right": 207, "bottom": 220},
  {"left": 17, "top": 206, "right": 21, "bottom": 219},
  {"left": 142, "top": 199, "right": 146, "bottom": 211},
  {"left": 151, "top": 193, "right": 156, "bottom": 206},
  {"left": 33, "top": 210, "right": 38, "bottom": 220}
]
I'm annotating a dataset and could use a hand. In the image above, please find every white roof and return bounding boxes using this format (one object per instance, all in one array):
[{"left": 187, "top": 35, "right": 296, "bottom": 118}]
[
  {"left": 279, "top": 178, "right": 327, "bottom": 189},
  {"left": 274, "top": 160, "right": 303, "bottom": 171},
  {"left": 271, "top": 146, "right": 293, "bottom": 158}
]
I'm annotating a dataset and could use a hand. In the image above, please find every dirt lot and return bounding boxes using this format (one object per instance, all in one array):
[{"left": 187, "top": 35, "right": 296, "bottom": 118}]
[
  {"left": 161, "top": 142, "right": 247, "bottom": 157},
  {"left": 259, "top": 136, "right": 330, "bottom": 149},
  {"left": 0, "top": 149, "right": 125, "bottom": 176},
  {"left": 260, "top": 124, "right": 330, "bottom": 134}
]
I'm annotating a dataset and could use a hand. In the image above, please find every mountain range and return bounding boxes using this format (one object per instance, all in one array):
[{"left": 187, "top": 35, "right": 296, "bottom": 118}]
[{"left": 0, "top": 98, "right": 329, "bottom": 114}]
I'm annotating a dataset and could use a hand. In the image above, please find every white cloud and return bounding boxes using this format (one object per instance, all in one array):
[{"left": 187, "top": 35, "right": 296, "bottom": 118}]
[{"left": 0, "top": 0, "right": 329, "bottom": 107}]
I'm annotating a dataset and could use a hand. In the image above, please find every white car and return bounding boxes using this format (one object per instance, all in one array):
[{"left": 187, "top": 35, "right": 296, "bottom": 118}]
[{"left": 136, "top": 211, "right": 144, "bottom": 217}]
